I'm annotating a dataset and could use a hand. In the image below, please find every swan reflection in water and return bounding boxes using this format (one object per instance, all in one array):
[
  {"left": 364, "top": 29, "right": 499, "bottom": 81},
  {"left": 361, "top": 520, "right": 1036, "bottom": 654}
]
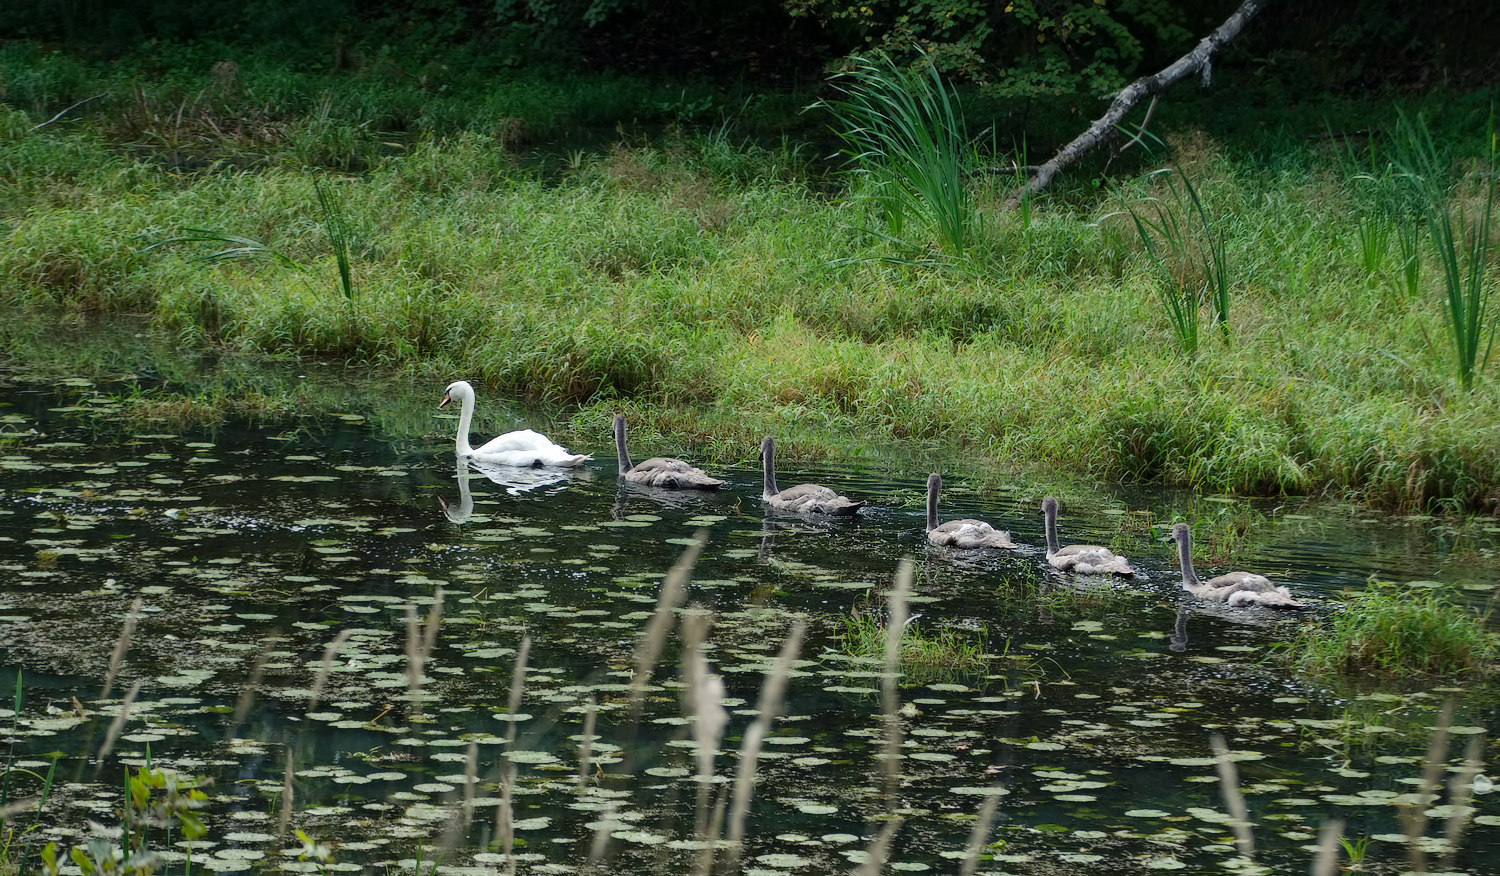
[
  {"left": 1170, "top": 595, "right": 1192, "bottom": 653},
  {"left": 439, "top": 458, "right": 586, "bottom": 524}
]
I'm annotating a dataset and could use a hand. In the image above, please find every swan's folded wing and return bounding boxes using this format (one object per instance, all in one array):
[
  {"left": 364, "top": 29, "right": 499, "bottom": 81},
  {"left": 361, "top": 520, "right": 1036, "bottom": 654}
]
[
  {"left": 770, "top": 483, "right": 864, "bottom": 515},
  {"left": 474, "top": 429, "right": 554, "bottom": 455},
  {"left": 627, "top": 457, "right": 724, "bottom": 489},
  {"left": 931, "top": 519, "right": 1015, "bottom": 549}
]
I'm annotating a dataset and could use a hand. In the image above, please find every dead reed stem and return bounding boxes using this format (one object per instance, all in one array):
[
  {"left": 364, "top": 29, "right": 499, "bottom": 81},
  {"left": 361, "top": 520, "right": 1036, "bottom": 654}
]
[
  {"left": 96, "top": 679, "right": 143, "bottom": 764},
  {"left": 1210, "top": 732, "right": 1255, "bottom": 861},
  {"left": 958, "top": 791, "right": 1002, "bottom": 876},
  {"left": 854, "top": 817, "right": 902, "bottom": 876},
  {"left": 276, "top": 749, "right": 294, "bottom": 840},
  {"left": 99, "top": 597, "right": 141, "bottom": 701},
  {"left": 578, "top": 695, "right": 597, "bottom": 794},
  {"left": 405, "top": 587, "right": 446, "bottom": 718},
  {"left": 1441, "top": 734, "right": 1485, "bottom": 869},
  {"left": 1310, "top": 819, "right": 1344, "bottom": 876},
  {"left": 307, "top": 629, "right": 354, "bottom": 712},
  {"left": 1401, "top": 700, "right": 1454, "bottom": 874},
  {"left": 680, "top": 611, "right": 728, "bottom": 843},
  {"left": 881, "top": 559, "right": 912, "bottom": 805},
  {"left": 227, "top": 633, "right": 282, "bottom": 740},
  {"left": 630, "top": 530, "right": 706, "bottom": 713},
  {"left": 725, "top": 619, "right": 806, "bottom": 863},
  {"left": 496, "top": 634, "right": 531, "bottom": 876}
]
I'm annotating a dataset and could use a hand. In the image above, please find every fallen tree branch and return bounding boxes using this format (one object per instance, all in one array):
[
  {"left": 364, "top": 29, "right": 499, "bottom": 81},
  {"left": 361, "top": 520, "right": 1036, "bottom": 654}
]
[
  {"left": 31, "top": 93, "right": 109, "bottom": 131},
  {"left": 1004, "top": 0, "right": 1270, "bottom": 208}
]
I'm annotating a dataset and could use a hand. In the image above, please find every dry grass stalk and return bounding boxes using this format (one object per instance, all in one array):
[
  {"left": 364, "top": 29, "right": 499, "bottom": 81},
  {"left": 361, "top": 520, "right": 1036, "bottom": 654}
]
[
  {"left": 228, "top": 633, "right": 282, "bottom": 740},
  {"left": 725, "top": 619, "right": 806, "bottom": 858},
  {"left": 439, "top": 739, "right": 482, "bottom": 855},
  {"left": 496, "top": 634, "right": 531, "bottom": 876},
  {"left": 96, "top": 679, "right": 143, "bottom": 764},
  {"left": 577, "top": 695, "right": 598, "bottom": 794},
  {"left": 958, "top": 791, "right": 1003, "bottom": 876},
  {"left": 854, "top": 817, "right": 902, "bottom": 876},
  {"left": 1400, "top": 700, "right": 1454, "bottom": 873},
  {"left": 1310, "top": 819, "right": 1344, "bottom": 876},
  {"left": 1440, "top": 734, "right": 1485, "bottom": 870},
  {"left": 276, "top": 749, "right": 294, "bottom": 840},
  {"left": 307, "top": 629, "right": 354, "bottom": 712},
  {"left": 693, "top": 785, "right": 730, "bottom": 876},
  {"left": 680, "top": 611, "right": 728, "bottom": 844},
  {"left": 99, "top": 597, "right": 142, "bottom": 701},
  {"left": 629, "top": 531, "right": 706, "bottom": 712},
  {"left": 1209, "top": 733, "right": 1255, "bottom": 861},
  {"left": 881, "top": 559, "right": 913, "bottom": 805},
  {"left": 587, "top": 800, "right": 620, "bottom": 863},
  {"left": 405, "top": 587, "right": 447, "bottom": 718}
]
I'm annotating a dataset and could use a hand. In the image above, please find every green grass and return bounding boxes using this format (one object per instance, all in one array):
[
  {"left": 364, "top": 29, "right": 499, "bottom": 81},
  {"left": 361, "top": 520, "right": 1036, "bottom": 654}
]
[
  {"left": 4, "top": 46, "right": 1500, "bottom": 511},
  {"left": 1282, "top": 581, "right": 1500, "bottom": 678}
]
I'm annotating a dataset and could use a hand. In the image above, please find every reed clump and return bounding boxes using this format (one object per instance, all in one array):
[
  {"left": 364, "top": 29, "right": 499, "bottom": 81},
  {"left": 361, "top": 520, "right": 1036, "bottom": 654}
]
[{"left": 1282, "top": 581, "right": 1500, "bottom": 678}]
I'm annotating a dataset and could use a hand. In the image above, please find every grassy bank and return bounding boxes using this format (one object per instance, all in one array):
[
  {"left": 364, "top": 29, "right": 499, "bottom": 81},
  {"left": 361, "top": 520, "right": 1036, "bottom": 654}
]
[{"left": 3, "top": 44, "right": 1499, "bottom": 512}]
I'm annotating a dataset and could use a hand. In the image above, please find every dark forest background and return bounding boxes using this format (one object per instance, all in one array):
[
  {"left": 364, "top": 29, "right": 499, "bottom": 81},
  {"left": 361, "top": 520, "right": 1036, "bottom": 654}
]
[{"left": 2, "top": 0, "right": 1496, "bottom": 96}]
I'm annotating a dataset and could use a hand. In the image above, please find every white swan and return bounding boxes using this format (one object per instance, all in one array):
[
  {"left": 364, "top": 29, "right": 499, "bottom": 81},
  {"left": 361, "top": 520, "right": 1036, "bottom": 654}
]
[
  {"left": 1042, "top": 496, "right": 1135, "bottom": 575},
  {"left": 614, "top": 414, "right": 724, "bottom": 489},
  {"left": 761, "top": 436, "right": 864, "bottom": 516},
  {"left": 439, "top": 380, "right": 590, "bottom": 467},
  {"left": 925, "top": 473, "right": 1017, "bottom": 549},
  {"left": 1171, "top": 522, "right": 1303, "bottom": 609}
]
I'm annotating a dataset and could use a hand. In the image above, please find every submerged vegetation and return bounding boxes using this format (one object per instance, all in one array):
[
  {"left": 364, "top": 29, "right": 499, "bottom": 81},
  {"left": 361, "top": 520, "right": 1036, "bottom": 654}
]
[{"left": 835, "top": 605, "right": 987, "bottom": 678}]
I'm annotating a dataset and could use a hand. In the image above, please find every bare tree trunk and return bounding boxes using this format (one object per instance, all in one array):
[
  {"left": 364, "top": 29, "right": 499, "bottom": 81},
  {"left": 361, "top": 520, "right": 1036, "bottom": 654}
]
[{"left": 1005, "top": 0, "right": 1271, "bottom": 208}]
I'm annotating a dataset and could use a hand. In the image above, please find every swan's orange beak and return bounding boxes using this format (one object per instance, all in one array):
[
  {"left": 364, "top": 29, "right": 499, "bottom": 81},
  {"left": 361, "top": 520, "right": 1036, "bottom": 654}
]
[{"left": 439, "top": 392, "right": 451, "bottom": 409}]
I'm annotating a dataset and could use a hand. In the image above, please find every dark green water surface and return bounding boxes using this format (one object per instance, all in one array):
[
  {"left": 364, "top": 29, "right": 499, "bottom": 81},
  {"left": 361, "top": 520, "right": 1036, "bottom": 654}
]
[{"left": 0, "top": 377, "right": 1496, "bottom": 875}]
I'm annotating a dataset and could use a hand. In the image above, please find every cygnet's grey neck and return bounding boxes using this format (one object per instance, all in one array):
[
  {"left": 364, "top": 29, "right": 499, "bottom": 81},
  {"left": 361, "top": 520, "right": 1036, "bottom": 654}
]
[
  {"left": 1176, "top": 525, "right": 1200, "bottom": 587},
  {"left": 761, "top": 437, "right": 779, "bottom": 497},
  {"left": 1043, "top": 498, "right": 1061, "bottom": 553},
  {"left": 613, "top": 415, "right": 633, "bottom": 474},
  {"left": 926, "top": 473, "right": 941, "bottom": 531}
]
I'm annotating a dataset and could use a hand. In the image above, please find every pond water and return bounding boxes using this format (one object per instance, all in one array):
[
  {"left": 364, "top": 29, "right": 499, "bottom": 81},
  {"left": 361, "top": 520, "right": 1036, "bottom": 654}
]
[{"left": 0, "top": 377, "right": 1497, "bottom": 875}]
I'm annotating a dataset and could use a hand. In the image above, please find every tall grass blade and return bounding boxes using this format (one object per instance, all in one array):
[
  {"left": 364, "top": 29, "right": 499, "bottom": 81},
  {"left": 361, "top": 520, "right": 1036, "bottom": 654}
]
[
  {"left": 1390, "top": 110, "right": 1497, "bottom": 389},
  {"left": 1399, "top": 699, "right": 1452, "bottom": 874},
  {"left": 227, "top": 633, "right": 281, "bottom": 741},
  {"left": 1441, "top": 734, "right": 1485, "bottom": 869},
  {"left": 817, "top": 50, "right": 975, "bottom": 258},
  {"left": 313, "top": 177, "right": 355, "bottom": 302},
  {"left": 577, "top": 695, "right": 597, "bottom": 794}
]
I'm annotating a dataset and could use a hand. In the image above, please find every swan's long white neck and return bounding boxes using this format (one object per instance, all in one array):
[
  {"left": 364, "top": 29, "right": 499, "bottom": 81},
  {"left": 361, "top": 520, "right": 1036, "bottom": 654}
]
[
  {"left": 452, "top": 387, "right": 475, "bottom": 458},
  {"left": 614, "top": 416, "right": 633, "bottom": 474},
  {"left": 926, "top": 474, "right": 940, "bottom": 531},
  {"left": 1176, "top": 527, "right": 1200, "bottom": 587},
  {"left": 1043, "top": 500, "right": 1061, "bottom": 554},
  {"left": 762, "top": 438, "right": 779, "bottom": 498}
]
